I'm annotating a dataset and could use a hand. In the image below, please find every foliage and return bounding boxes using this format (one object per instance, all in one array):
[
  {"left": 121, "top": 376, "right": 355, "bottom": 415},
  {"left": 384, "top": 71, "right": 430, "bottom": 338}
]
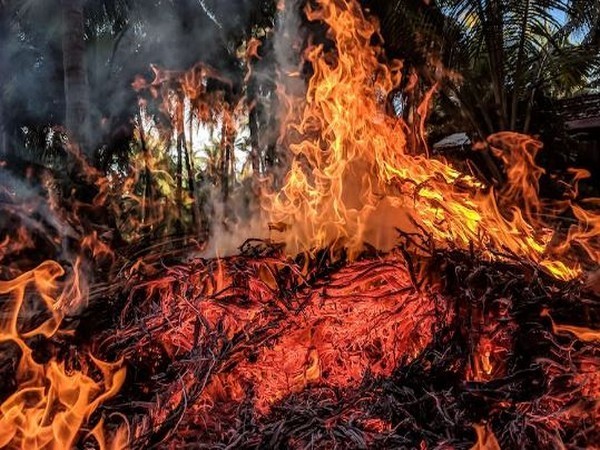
[
  {"left": 2, "top": 0, "right": 600, "bottom": 238},
  {"left": 371, "top": 0, "right": 600, "bottom": 137}
]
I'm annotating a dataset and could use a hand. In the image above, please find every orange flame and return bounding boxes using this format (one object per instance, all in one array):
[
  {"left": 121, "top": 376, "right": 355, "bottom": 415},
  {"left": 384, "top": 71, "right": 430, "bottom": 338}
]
[
  {"left": 542, "top": 309, "right": 600, "bottom": 342},
  {"left": 264, "top": 0, "right": 599, "bottom": 280},
  {"left": 471, "top": 423, "right": 501, "bottom": 450},
  {"left": 0, "top": 262, "right": 127, "bottom": 449}
]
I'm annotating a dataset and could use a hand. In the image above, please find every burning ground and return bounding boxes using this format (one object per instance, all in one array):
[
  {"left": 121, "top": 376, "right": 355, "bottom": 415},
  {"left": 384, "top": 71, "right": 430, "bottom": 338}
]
[
  {"left": 1, "top": 233, "right": 599, "bottom": 448},
  {"left": 1, "top": 0, "right": 600, "bottom": 448}
]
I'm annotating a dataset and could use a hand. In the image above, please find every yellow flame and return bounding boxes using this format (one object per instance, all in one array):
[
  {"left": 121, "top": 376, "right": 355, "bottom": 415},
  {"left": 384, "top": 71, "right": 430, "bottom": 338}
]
[{"left": 264, "top": 0, "right": 599, "bottom": 281}]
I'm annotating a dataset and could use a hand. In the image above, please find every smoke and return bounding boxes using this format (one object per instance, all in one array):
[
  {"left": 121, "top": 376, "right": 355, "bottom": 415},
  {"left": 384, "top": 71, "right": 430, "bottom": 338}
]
[
  {"left": 1, "top": 0, "right": 313, "bottom": 258},
  {"left": 198, "top": 0, "right": 310, "bottom": 258},
  {"left": 273, "top": 0, "right": 305, "bottom": 81},
  {"left": 1, "top": 0, "right": 273, "bottom": 157},
  {"left": 0, "top": 165, "right": 82, "bottom": 283},
  {"left": 200, "top": 186, "right": 269, "bottom": 258}
]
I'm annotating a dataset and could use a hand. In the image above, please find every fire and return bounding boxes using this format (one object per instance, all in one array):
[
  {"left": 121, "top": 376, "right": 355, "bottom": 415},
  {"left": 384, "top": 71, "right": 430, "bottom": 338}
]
[
  {"left": 542, "top": 309, "right": 600, "bottom": 342},
  {"left": 142, "top": 256, "right": 439, "bottom": 406},
  {"left": 264, "top": 0, "right": 599, "bottom": 280},
  {"left": 0, "top": 261, "right": 126, "bottom": 449},
  {"left": 1, "top": 0, "right": 599, "bottom": 447},
  {"left": 471, "top": 424, "right": 500, "bottom": 450},
  {"left": 117, "top": 249, "right": 450, "bottom": 442},
  {"left": 206, "top": 257, "right": 444, "bottom": 414}
]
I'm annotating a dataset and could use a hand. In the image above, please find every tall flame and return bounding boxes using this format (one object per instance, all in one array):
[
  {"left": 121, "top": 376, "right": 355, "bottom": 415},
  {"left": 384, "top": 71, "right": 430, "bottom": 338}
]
[{"left": 265, "top": 0, "right": 599, "bottom": 280}]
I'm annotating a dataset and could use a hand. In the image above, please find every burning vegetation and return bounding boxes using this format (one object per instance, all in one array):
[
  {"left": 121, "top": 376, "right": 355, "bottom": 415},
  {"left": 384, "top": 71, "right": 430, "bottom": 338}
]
[{"left": 1, "top": 0, "right": 599, "bottom": 449}]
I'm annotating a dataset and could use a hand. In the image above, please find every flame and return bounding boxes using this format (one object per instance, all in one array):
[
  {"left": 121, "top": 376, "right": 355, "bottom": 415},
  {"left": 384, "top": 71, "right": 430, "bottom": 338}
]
[
  {"left": 469, "top": 337, "right": 495, "bottom": 382},
  {"left": 471, "top": 424, "right": 501, "bottom": 450},
  {"left": 0, "top": 262, "right": 127, "bottom": 449},
  {"left": 264, "top": 0, "right": 599, "bottom": 280},
  {"left": 543, "top": 309, "right": 600, "bottom": 342},
  {"left": 2, "top": 0, "right": 598, "bottom": 445},
  {"left": 0, "top": 227, "right": 34, "bottom": 265},
  {"left": 89, "top": 418, "right": 129, "bottom": 450}
]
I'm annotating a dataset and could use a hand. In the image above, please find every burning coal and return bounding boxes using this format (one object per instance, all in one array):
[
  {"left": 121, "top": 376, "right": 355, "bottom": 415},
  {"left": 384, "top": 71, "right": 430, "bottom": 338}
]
[{"left": 0, "top": 0, "right": 599, "bottom": 449}]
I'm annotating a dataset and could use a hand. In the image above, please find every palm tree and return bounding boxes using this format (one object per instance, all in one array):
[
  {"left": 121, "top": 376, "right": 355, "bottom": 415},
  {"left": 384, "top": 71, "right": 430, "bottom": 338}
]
[
  {"left": 373, "top": 0, "right": 600, "bottom": 138},
  {"left": 439, "top": 0, "right": 600, "bottom": 135},
  {"left": 62, "top": 0, "right": 91, "bottom": 150},
  {"left": 0, "top": 0, "right": 8, "bottom": 159}
]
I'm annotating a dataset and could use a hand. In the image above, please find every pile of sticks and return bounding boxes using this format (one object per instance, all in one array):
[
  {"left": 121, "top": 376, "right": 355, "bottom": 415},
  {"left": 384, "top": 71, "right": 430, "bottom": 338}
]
[{"left": 84, "top": 241, "right": 599, "bottom": 448}]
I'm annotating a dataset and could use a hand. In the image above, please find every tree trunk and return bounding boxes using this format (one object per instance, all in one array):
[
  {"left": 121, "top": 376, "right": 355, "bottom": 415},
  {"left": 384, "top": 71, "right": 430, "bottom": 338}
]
[
  {"left": 62, "top": 0, "right": 90, "bottom": 153},
  {"left": 481, "top": 0, "right": 507, "bottom": 130},
  {"left": 138, "top": 113, "right": 154, "bottom": 228},
  {"left": 184, "top": 118, "right": 201, "bottom": 234},
  {"left": 0, "top": 3, "right": 8, "bottom": 160},
  {"left": 0, "top": 69, "right": 6, "bottom": 160},
  {"left": 220, "top": 121, "right": 231, "bottom": 204},
  {"left": 249, "top": 105, "right": 261, "bottom": 175},
  {"left": 247, "top": 79, "right": 261, "bottom": 175},
  {"left": 176, "top": 133, "right": 183, "bottom": 224}
]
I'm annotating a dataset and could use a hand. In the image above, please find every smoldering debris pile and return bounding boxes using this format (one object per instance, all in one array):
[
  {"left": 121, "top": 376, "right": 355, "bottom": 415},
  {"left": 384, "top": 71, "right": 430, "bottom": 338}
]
[{"left": 71, "top": 240, "right": 599, "bottom": 448}]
